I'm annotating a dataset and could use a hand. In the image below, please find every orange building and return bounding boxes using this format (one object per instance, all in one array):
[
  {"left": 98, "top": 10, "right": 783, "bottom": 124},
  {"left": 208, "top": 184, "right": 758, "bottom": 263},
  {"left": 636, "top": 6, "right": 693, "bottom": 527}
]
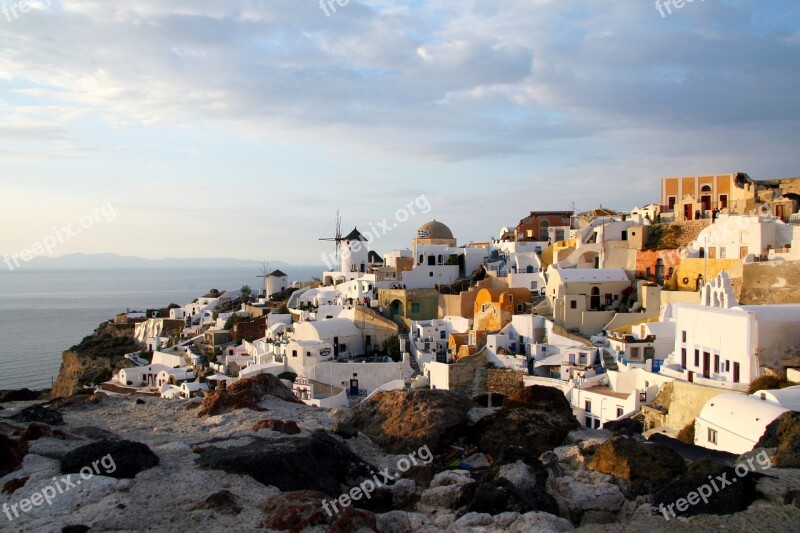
[
  {"left": 473, "top": 288, "right": 533, "bottom": 332},
  {"left": 660, "top": 173, "right": 755, "bottom": 221}
]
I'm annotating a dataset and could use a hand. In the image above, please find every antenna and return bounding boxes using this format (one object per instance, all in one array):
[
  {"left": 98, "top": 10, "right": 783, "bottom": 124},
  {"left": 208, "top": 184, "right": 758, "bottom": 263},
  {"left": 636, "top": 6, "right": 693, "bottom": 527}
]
[{"left": 319, "top": 210, "right": 344, "bottom": 260}]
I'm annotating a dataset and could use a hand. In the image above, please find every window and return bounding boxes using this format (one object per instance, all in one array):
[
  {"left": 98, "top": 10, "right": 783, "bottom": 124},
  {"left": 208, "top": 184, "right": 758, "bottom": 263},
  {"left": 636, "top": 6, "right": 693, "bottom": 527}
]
[
  {"left": 411, "top": 303, "right": 421, "bottom": 313},
  {"left": 531, "top": 281, "right": 538, "bottom": 290},
  {"left": 714, "top": 354, "right": 720, "bottom": 373},
  {"left": 438, "top": 255, "right": 444, "bottom": 265},
  {"left": 694, "top": 349, "right": 700, "bottom": 367},
  {"left": 440, "top": 331, "right": 447, "bottom": 340},
  {"left": 616, "top": 407, "right": 624, "bottom": 418},
  {"left": 419, "top": 255, "right": 424, "bottom": 265},
  {"left": 719, "top": 247, "right": 726, "bottom": 259},
  {"left": 708, "top": 428, "right": 718, "bottom": 444},
  {"left": 306, "top": 352, "right": 311, "bottom": 357},
  {"left": 621, "top": 230, "right": 628, "bottom": 241},
  {"left": 719, "top": 194, "right": 728, "bottom": 209},
  {"left": 668, "top": 196, "right": 676, "bottom": 210},
  {"left": 517, "top": 304, "right": 524, "bottom": 313},
  {"left": 429, "top": 272, "right": 434, "bottom": 277},
  {"left": 570, "top": 300, "right": 577, "bottom": 309},
  {"left": 682, "top": 330, "right": 687, "bottom": 343},
  {"left": 630, "top": 347, "right": 641, "bottom": 360},
  {"left": 539, "top": 221, "right": 550, "bottom": 241},
  {"left": 585, "top": 400, "right": 592, "bottom": 413},
  {"left": 292, "top": 350, "right": 298, "bottom": 358},
  {"left": 508, "top": 295, "right": 514, "bottom": 302}
]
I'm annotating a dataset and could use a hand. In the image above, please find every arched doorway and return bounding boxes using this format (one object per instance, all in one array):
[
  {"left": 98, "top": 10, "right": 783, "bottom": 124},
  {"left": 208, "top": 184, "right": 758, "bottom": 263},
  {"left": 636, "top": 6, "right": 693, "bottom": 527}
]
[
  {"left": 700, "top": 185, "right": 712, "bottom": 212},
  {"left": 590, "top": 287, "right": 601, "bottom": 311},
  {"left": 655, "top": 258, "right": 665, "bottom": 285},
  {"left": 696, "top": 275, "right": 705, "bottom": 291}
]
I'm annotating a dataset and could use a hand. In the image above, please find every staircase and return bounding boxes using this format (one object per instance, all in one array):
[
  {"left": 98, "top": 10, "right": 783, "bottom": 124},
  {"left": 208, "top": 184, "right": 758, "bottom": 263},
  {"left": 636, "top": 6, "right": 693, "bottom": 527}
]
[{"left": 602, "top": 349, "right": 619, "bottom": 372}]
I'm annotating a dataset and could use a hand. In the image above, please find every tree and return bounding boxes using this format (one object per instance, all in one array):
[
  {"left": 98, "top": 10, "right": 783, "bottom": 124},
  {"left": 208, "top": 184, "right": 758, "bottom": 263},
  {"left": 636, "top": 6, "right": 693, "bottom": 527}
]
[
  {"left": 383, "top": 335, "right": 401, "bottom": 362},
  {"left": 240, "top": 285, "right": 252, "bottom": 297}
]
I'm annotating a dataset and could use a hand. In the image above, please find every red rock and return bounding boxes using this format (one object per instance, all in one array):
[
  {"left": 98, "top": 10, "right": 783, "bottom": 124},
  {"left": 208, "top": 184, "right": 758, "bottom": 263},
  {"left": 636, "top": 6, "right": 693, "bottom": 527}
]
[
  {"left": 197, "top": 374, "right": 302, "bottom": 417},
  {"left": 252, "top": 419, "right": 301, "bottom": 435}
]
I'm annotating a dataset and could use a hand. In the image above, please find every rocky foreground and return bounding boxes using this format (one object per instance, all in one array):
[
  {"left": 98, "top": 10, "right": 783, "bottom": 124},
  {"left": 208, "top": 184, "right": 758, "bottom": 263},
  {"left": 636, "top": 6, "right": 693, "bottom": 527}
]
[{"left": 1, "top": 380, "right": 799, "bottom": 532}]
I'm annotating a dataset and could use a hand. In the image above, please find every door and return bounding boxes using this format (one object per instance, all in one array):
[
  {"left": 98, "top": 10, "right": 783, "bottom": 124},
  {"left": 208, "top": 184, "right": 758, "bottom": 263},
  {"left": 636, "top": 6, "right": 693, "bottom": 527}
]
[
  {"left": 684, "top": 204, "right": 693, "bottom": 220},
  {"left": 703, "top": 352, "right": 710, "bottom": 378},
  {"left": 590, "top": 287, "right": 601, "bottom": 310},
  {"left": 733, "top": 362, "right": 740, "bottom": 383},
  {"left": 333, "top": 337, "right": 340, "bottom": 359},
  {"left": 688, "top": 371, "right": 694, "bottom": 383},
  {"left": 681, "top": 348, "right": 687, "bottom": 369},
  {"left": 349, "top": 379, "right": 359, "bottom": 396}
]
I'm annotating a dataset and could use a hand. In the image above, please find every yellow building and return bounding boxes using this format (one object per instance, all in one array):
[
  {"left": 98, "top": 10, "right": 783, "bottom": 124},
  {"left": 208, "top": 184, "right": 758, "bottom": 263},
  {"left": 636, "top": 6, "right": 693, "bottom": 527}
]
[
  {"left": 660, "top": 173, "right": 755, "bottom": 221},
  {"left": 473, "top": 288, "right": 532, "bottom": 332}
]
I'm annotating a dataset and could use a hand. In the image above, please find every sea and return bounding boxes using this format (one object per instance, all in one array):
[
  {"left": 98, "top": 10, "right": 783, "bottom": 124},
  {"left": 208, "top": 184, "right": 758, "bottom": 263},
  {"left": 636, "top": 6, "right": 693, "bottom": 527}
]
[{"left": 0, "top": 267, "right": 322, "bottom": 391}]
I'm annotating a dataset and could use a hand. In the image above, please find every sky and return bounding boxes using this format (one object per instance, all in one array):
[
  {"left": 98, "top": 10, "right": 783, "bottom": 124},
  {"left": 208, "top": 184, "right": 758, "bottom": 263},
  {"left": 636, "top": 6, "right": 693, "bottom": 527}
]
[{"left": 1, "top": 0, "right": 799, "bottom": 265}]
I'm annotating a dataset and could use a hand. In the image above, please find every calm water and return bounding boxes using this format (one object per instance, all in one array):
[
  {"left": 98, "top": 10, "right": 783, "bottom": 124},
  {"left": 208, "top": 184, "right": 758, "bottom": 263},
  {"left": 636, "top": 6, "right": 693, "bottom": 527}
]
[{"left": 0, "top": 267, "right": 320, "bottom": 390}]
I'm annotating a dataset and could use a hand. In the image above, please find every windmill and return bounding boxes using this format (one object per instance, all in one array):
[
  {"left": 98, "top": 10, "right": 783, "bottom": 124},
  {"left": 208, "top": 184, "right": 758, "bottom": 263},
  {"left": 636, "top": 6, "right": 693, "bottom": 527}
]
[
  {"left": 319, "top": 210, "right": 344, "bottom": 262},
  {"left": 256, "top": 260, "right": 270, "bottom": 299}
]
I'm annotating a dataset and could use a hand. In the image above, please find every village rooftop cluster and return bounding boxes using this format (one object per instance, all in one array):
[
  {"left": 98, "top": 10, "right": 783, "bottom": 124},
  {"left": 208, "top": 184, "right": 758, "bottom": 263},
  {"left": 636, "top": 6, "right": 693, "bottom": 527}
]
[{"left": 103, "top": 172, "right": 800, "bottom": 455}]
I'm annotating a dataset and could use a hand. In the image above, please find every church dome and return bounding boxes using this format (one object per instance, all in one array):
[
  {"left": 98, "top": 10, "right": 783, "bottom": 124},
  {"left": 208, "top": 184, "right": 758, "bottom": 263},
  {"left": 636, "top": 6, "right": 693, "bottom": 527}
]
[{"left": 416, "top": 220, "right": 454, "bottom": 240}]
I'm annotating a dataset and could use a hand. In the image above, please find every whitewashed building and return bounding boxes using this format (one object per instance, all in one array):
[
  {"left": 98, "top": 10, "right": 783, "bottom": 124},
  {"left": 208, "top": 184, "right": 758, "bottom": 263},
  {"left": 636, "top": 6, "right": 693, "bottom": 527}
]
[{"left": 695, "top": 392, "right": 789, "bottom": 454}]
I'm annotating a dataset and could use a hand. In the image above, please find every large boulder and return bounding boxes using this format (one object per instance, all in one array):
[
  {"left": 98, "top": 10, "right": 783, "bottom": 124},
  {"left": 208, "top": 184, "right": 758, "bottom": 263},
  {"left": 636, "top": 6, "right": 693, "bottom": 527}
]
[
  {"left": 755, "top": 411, "right": 800, "bottom": 468},
  {"left": 12, "top": 404, "right": 64, "bottom": 426},
  {"left": 252, "top": 419, "right": 301, "bottom": 435},
  {"left": 61, "top": 440, "right": 160, "bottom": 479},
  {"left": 419, "top": 470, "right": 475, "bottom": 509},
  {"left": 0, "top": 388, "right": 43, "bottom": 403},
  {"left": 0, "top": 434, "right": 28, "bottom": 477},
  {"left": 586, "top": 436, "right": 686, "bottom": 496},
  {"left": 350, "top": 389, "right": 476, "bottom": 454},
  {"left": 548, "top": 470, "right": 626, "bottom": 523},
  {"left": 653, "top": 460, "right": 759, "bottom": 518},
  {"left": 197, "top": 431, "right": 374, "bottom": 497},
  {"left": 197, "top": 373, "right": 303, "bottom": 417},
  {"left": 469, "top": 394, "right": 580, "bottom": 458}
]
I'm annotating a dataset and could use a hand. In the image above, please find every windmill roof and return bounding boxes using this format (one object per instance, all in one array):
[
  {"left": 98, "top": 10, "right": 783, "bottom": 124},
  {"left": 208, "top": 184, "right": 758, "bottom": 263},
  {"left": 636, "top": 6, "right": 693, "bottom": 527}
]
[
  {"left": 344, "top": 228, "right": 367, "bottom": 241},
  {"left": 269, "top": 269, "right": 288, "bottom": 277}
]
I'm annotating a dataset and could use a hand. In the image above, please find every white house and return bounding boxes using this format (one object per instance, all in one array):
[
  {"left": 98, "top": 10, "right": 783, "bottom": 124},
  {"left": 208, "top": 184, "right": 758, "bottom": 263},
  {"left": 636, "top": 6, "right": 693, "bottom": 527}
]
[
  {"left": 152, "top": 350, "right": 188, "bottom": 369},
  {"left": 660, "top": 272, "right": 800, "bottom": 390},
  {"left": 156, "top": 368, "right": 195, "bottom": 387},
  {"left": 752, "top": 385, "right": 800, "bottom": 411},
  {"left": 571, "top": 385, "right": 642, "bottom": 430},
  {"left": 179, "top": 381, "right": 209, "bottom": 399},
  {"left": 546, "top": 267, "right": 632, "bottom": 335},
  {"left": 116, "top": 364, "right": 171, "bottom": 388},
  {"left": 408, "top": 316, "right": 472, "bottom": 365},
  {"left": 695, "top": 392, "right": 789, "bottom": 454}
]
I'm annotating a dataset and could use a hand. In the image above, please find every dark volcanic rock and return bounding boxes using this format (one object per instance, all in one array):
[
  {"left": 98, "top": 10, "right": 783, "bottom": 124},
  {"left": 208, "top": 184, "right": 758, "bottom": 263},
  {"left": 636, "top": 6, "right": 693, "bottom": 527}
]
[
  {"left": 504, "top": 385, "right": 572, "bottom": 411},
  {"left": 465, "top": 477, "right": 558, "bottom": 516},
  {"left": 2, "top": 476, "right": 29, "bottom": 495},
  {"left": 0, "top": 388, "right": 42, "bottom": 403},
  {"left": 62, "top": 526, "right": 91, "bottom": 533},
  {"left": 756, "top": 411, "right": 800, "bottom": 468},
  {"left": 197, "top": 373, "right": 302, "bottom": 417},
  {"left": 469, "top": 405, "right": 579, "bottom": 458},
  {"left": 0, "top": 434, "right": 28, "bottom": 476},
  {"left": 350, "top": 389, "right": 476, "bottom": 454},
  {"left": 603, "top": 417, "right": 644, "bottom": 437},
  {"left": 261, "top": 491, "right": 377, "bottom": 532},
  {"left": 12, "top": 404, "right": 64, "bottom": 426},
  {"left": 193, "top": 490, "right": 242, "bottom": 515},
  {"left": 332, "top": 422, "right": 359, "bottom": 439},
  {"left": 587, "top": 436, "right": 686, "bottom": 496},
  {"left": 653, "top": 460, "right": 758, "bottom": 518},
  {"left": 460, "top": 445, "right": 559, "bottom": 516},
  {"left": 17, "top": 422, "right": 55, "bottom": 442},
  {"left": 61, "top": 440, "right": 159, "bottom": 479},
  {"left": 252, "top": 419, "right": 301, "bottom": 435},
  {"left": 197, "top": 431, "right": 374, "bottom": 497}
]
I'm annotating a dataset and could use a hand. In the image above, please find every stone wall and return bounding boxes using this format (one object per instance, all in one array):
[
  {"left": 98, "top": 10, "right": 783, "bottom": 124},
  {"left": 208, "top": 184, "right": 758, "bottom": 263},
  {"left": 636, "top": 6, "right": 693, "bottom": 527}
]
[
  {"left": 448, "top": 350, "right": 487, "bottom": 395},
  {"left": 486, "top": 368, "right": 525, "bottom": 397},
  {"left": 647, "top": 381, "right": 728, "bottom": 431},
  {"left": 740, "top": 260, "right": 800, "bottom": 304}
]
